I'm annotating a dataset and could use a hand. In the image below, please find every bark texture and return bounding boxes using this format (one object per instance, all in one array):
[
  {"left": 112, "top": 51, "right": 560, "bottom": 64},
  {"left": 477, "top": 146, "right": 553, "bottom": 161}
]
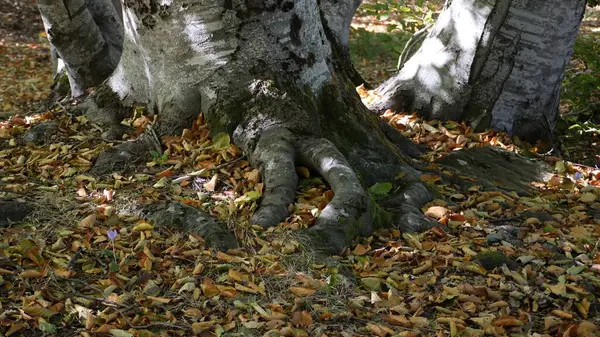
[
  {"left": 56, "top": 0, "right": 435, "bottom": 253},
  {"left": 371, "top": 0, "right": 586, "bottom": 143},
  {"left": 38, "top": 0, "right": 123, "bottom": 97}
]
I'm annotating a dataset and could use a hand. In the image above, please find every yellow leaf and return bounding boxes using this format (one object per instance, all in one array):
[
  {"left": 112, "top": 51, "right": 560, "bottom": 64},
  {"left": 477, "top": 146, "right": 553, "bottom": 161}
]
[
  {"left": 132, "top": 222, "right": 153, "bottom": 231},
  {"left": 228, "top": 269, "right": 248, "bottom": 282},
  {"left": 109, "top": 329, "right": 134, "bottom": 337},
  {"left": 289, "top": 287, "right": 316, "bottom": 297},
  {"left": 554, "top": 161, "right": 566, "bottom": 173},
  {"left": 75, "top": 175, "right": 96, "bottom": 183},
  {"left": 5, "top": 323, "right": 25, "bottom": 336},
  {"left": 147, "top": 296, "right": 172, "bottom": 304},
  {"left": 296, "top": 167, "right": 310, "bottom": 178},
  {"left": 79, "top": 213, "right": 96, "bottom": 228},
  {"left": 192, "top": 262, "right": 204, "bottom": 275},
  {"left": 203, "top": 174, "right": 218, "bottom": 192},
  {"left": 575, "top": 298, "right": 591, "bottom": 319},
  {"left": 216, "top": 251, "right": 242, "bottom": 263},
  {"left": 20, "top": 269, "right": 45, "bottom": 278},
  {"left": 579, "top": 192, "right": 597, "bottom": 203},
  {"left": 235, "top": 283, "right": 258, "bottom": 294}
]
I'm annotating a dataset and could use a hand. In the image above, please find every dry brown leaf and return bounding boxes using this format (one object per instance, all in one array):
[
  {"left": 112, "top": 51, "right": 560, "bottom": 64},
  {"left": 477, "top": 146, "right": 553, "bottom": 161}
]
[
  {"left": 289, "top": 287, "right": 316, "bottom": 297},
  {"left": 492, "top": 316, "right": 523, "bottom": 327},
  {"left": 291, "top": 311, "right": 313, "bottom": 328},
  {"left": 551, "top": 309, "right": 573, "bottom": 319},
  {"left": 203, "top": 174, "right": 218, "bottom": 192},
  {"left": 366, "top": 323, "right": 394, "bottom": 337},
  {"left": 79, "top": 213, "right": 96, "bottom": 227}
]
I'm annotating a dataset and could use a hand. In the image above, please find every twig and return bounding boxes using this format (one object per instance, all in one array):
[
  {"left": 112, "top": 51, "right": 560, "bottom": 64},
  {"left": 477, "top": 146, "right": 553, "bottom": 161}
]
[
  {"left": 487, "top": 216, "right": 522, "bottom": 224},
  {"left": 146, "top": 124, "right": 163, "bottom": 155},
  {"left": 67, "top": 246, "right": 84, "bottom": 270},
  {"left": 172, "top": 155, "right": 246, "bottom": 183},
  {"left": 129, "top": 322, "right": 190, "bottom": 330},
  {"left": 61, "top": 277, "right": 106, "bottom": 297}
]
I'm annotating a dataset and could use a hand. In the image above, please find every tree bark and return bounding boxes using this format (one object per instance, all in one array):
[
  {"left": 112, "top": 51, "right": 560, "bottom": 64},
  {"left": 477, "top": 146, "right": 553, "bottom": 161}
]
[
  {"left": 39, "top": 0, "right": 435, "bottom": 253},
  {"left": 38, "top": 0, "right": 123, "bottom": 97},
  {"left": 371, "top": 0, "right": 586, "bottom": 144},
  {"left": 37, "top": 0, "right": 578, "bottom": 253}
]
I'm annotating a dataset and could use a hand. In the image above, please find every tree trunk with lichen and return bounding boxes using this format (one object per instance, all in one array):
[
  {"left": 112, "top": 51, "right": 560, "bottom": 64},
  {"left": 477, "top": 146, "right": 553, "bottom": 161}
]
[
  {"left": 37, "top": 0, "right": 436, "bottom": 253},
  {"left": 371, "top": 0, "right": 586, "bottom": 145}
]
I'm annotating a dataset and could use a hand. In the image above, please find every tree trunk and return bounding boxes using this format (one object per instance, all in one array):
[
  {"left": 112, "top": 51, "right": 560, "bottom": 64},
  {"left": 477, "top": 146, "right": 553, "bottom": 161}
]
[
  {"left": 39, "top": 0, "right": 435, "bottom": 253},
  {"left": 37, "top": 0, "right": 123, "bottom": 97},
  {"left": 371, "top": 0, "right": 586, "bottom": 144}
]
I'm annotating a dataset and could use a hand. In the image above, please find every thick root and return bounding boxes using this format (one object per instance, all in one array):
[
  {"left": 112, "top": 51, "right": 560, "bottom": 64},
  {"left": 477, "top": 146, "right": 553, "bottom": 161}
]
[
  {"left": 241, "top": 126, "right": 436, "bottom": 254},
  {"left": 89, "top": 134, "right": 152, "bottom": 176},
  {"left": 249, "top": 129, "right": 298, "bottom": 228},
  {"left": 297, "top": 137, "right": 371, "bottom": 254},
  {"left": 142, "top": 200, "right": 238, "bottom": 251}
]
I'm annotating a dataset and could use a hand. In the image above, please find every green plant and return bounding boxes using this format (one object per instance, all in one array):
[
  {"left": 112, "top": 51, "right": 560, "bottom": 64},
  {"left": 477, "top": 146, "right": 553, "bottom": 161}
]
[
  {"left": 150, "top": 150, "right": 168, "bottom": 165},
  {"left": 368, "top": 182, "right": 392, "bottom": 200},
  {"left": 560, "top": 35, "right": 600, "bottom": 124},
  {"left": 357, "top": 0, "right": 438, "bottom": 32}
]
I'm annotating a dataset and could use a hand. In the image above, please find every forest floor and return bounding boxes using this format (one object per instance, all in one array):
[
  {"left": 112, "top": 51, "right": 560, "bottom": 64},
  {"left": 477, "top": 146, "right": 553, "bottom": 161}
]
[{"left": 1, "top": 2, "right": 600, "bottom": 337}]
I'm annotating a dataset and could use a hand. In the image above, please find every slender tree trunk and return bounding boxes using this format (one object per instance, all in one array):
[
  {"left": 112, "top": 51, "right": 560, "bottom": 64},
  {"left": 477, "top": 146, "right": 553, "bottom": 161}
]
[
  {"left": 37, "top": 0, "right": 123, "bottom": 97},
  {"left": 371, "top": 0, "right": 586, "bottom": 143}
]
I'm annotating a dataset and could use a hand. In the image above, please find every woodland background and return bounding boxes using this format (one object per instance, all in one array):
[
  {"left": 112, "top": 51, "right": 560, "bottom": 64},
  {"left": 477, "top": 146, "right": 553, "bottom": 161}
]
[{"left": 0, "top": 0, "right": 600, "bottom": 336}]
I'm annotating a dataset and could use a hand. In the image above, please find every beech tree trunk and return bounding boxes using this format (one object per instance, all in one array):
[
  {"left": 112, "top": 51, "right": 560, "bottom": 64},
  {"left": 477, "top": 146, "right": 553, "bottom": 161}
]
[
  {"left": 38, "top": 0, "right": 435, "bottom": 253},
  {"left": 37, "top": 0, "right": 123, "bottom": 97},
  {"left": 37, "top": 0, "right": 583, "bottom": 252},
  {"left": 371, "top": 0, "right": 586, "bottom": 144}
]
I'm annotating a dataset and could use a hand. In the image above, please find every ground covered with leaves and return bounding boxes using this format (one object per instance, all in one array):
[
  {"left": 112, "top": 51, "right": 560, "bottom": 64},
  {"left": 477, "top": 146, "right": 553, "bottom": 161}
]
[
  {"left": 0, "top": 0, "right": 52, "bottom": 118},
  {"left": 1, "top": 2, "right": 600, "bottom": 337}
]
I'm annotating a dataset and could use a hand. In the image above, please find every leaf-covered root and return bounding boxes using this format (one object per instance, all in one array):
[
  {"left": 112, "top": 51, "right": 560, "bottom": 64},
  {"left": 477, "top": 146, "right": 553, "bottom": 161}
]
[
  {"left": 89, "top": 133, "right": 154, "bottom": 176},
  {"left": 71, "top": 83, "right": 133, "bottom": 140},
  {"left": 242, "top": 128, "right": 373, "bottom": 254},
  {"left": 142, "top": 200, "right": 238, "bottom": 251},
  {"left": 384, "top": 180, "right": 438, "bottom": 233},
  {"left": 248, "top": 129, "right": 298, "bottom": 228},
  {"left": 297, "top": 137, "right": 372, "bottom": 254}
]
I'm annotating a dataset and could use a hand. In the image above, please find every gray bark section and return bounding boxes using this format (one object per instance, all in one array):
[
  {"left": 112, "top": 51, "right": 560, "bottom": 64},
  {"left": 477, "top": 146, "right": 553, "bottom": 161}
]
[
  {"left": 319, "top": 0, "right": 362, "bottom": 48},
  {"left": 142, "top": 201, "right": 238, "bottom": 251},
  {"left": 372, "top": 0, "right": 586, "bottom": 143},
  {"left": 38, "top": 0, "right": 123, "bottom": 97},
  {"left": 55, "top": 0, "right": 435, "bottom": 253},
  {"left": 437, "top": 146, "right": 552, "bottom": 196}
]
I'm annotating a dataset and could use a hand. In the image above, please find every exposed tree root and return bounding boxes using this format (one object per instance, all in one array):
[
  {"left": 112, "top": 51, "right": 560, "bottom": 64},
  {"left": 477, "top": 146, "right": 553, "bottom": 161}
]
[
  {"left": 0, "top": 198, "right": 33, "bottom": 227},
  {"left": 89, "top": 133, "right": 152, "bottom": 176},
  {"left": 142, "top": 200, "right": 239, "bottom": 251},
  {"left": 297, "top": 137, "right": 371, "bottom": 253},
  {"left": 248, "top": 128, "right": 298, "bottom": 228}
]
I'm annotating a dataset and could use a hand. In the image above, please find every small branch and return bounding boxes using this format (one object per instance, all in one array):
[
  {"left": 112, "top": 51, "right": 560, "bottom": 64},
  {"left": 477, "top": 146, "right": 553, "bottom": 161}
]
[
  {"left": 129, "top": 322, "right": 190, "bottom": 330},
  {"left": 172, "top": 156, "right": 246, "bottom": 184},
  {"left": 487, "top": 215, "right": 522, "bottom": 224},
  {"left": 146, "top": 124, "right": 163, "bottom": 156}
]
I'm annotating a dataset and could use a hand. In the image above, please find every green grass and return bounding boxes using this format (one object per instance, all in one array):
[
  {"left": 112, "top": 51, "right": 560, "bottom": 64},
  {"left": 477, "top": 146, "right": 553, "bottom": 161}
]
[{"left": 349, "top": 28, "right": 412, "bottom": 85}]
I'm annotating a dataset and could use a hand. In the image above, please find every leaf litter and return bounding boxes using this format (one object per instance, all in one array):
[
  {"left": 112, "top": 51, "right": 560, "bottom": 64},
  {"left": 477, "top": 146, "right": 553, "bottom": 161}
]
[
  {"left": 1, "top": 4, "right": 600, "bottom": 337},
  {"left": 1, "top": 87, "right": 599, "bottom": 336}
]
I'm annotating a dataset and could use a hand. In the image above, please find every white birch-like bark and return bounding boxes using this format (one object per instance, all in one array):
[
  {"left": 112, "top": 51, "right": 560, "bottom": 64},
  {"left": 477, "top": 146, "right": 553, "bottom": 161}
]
[
  {"left": 38, "top": 0, "right": 122, "bottom": 96},
  {"left": 372, "top": 0, "right": 586, "bottom": 142}
]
